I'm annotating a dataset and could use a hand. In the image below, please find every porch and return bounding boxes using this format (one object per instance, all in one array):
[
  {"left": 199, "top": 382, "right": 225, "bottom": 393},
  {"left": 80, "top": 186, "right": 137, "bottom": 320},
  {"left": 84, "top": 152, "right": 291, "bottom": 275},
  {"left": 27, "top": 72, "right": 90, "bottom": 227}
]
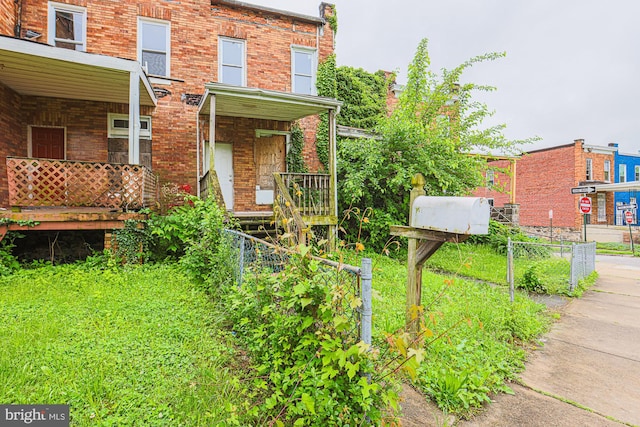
[
  {"left": 1, "top": 157, "right": 157, "bottom": 240},
  {"left": 197, "top": 83, "right": 341, "bottom": 244}
]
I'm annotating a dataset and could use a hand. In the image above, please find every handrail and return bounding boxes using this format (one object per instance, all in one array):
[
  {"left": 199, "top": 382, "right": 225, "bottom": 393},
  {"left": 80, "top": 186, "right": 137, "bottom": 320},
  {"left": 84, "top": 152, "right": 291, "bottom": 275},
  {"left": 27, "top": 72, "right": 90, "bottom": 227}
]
[{"left": 273, "top": 172, "right": 308, "bottom": 246}]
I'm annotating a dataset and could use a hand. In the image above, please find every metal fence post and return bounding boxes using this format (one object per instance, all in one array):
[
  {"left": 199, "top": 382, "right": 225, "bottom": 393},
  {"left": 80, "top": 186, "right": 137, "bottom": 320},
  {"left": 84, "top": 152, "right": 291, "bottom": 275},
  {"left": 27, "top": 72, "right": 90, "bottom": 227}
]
[
  {"left": 570, "top": 242, "right": 577, "bottom": 292},
  {"left": 360, "top": 258, "right": 372, "bottom": 346},
  {"left": 507, "top": 237, "right": 514, "bottom": 303}
]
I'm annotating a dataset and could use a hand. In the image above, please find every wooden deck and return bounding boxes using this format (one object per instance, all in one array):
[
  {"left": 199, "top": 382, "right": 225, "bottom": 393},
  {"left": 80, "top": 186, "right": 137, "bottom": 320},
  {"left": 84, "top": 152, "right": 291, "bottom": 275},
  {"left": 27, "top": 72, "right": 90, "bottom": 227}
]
[{"left": 0, "top": 207, "right": 148, "bottom": 241}]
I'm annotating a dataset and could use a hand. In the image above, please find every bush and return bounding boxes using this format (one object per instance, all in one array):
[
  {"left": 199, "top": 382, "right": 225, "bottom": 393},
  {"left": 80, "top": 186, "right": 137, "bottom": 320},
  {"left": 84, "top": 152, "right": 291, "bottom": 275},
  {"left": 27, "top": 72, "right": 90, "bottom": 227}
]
[{"left": 224, "top": 247, "right": 399, "bottom": 425}]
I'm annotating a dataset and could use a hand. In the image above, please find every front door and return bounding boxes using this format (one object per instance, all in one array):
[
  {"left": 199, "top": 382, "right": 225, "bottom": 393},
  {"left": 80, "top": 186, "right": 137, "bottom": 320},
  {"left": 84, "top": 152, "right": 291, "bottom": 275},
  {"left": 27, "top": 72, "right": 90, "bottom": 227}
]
[
  {"left": 597, "top": 193, "right": 606, "bottom": 223},
  {"left": 31, "top": 127, "right": 65, "bottom": 159},
  {"left": 214, "top": 142, "right": 234, "bottom": 210}
]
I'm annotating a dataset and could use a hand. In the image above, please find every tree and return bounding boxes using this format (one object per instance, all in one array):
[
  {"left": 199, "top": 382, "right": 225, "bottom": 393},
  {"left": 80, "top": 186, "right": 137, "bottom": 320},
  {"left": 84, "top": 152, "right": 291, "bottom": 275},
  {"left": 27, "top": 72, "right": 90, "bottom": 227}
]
[{"left": 338, "top": 38, "right": 529, "bottom": 250}]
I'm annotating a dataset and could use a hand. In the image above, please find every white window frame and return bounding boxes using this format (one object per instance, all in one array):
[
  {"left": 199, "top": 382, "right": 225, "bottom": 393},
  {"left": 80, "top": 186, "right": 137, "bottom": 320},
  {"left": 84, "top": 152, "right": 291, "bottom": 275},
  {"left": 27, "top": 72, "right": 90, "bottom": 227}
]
[
  {"left": 486, "top": 170, "right": 495, "bottom": 187},
  {"left": 48, "top": 2, "right": 87, "bottom": 51},
  {"left": 604, "top": 160, "right": 611, "bottom": 182},
  {"left": 585, "top": 158, "right": 593, "bottom": 180},
  {"left": 108, "top": 113, "right": 152, "bottom": 139},
  {"left": 635, "top": 165, "right": 640, "bottom": 182},
  {"left": 291, "top": 46, "right": 317, "bottom": 95},
  {"left": 138, "top": 17, "right": 171, "bottom": 78},
  {"left": 219, "top": 37, "right": 246, "bottom": 86},
  {"left": 619, "top": 164, "right": 627, "bottom": 183}
]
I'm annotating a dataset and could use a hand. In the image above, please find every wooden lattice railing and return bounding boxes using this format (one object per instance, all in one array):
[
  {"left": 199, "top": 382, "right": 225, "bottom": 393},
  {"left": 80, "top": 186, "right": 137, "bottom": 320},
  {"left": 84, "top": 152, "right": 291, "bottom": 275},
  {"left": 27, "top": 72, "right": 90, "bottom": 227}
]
[
  {"left": 7, "top": 157, "right": 157, "bottom": 210},
  {"left": 278, "top": 173, "right": 331, "bottom": 217}
]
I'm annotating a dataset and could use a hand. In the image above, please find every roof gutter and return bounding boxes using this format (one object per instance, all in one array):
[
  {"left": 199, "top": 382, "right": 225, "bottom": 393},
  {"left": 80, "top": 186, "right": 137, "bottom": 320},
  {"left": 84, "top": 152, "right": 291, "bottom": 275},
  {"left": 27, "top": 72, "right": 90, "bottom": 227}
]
[{"left": 210, "top": 0, "right": 324, "bottom": 25}]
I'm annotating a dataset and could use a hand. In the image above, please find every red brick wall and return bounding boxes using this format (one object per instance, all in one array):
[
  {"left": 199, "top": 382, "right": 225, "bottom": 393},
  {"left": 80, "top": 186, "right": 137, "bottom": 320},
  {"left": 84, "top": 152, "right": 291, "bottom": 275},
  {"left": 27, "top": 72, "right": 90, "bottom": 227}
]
[
  {"left": 0, "top": 1, "right": 14, "bottom": 36},
  {"left": 15, "top": 0, "right": 335, "bottom": 203},
  {"left": 472, "top": 159, "right": 512, "bottom": 206},
  {"left": 516, "top": 144, "right": 577, "bottom": 227},
  {"left": 0, "top": 83, "right": 23, "bottom": 207}
]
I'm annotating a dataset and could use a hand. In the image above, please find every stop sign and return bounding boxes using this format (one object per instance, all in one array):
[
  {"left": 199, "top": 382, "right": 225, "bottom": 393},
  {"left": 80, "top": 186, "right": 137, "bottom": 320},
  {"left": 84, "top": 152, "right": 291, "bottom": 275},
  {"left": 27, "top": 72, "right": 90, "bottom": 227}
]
[
  {"left": 579, "top": 197, "right": 592, "bottom": 214},
  {"left": 625, "top": 210, "right": 634, "bottom": 224}
]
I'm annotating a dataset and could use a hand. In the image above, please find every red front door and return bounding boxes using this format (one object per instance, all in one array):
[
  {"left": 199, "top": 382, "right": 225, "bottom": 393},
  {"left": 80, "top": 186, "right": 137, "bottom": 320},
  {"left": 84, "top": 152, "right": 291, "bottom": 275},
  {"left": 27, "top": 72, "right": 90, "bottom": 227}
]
[{"left": 32, "top": 127, "right": 65, "bottom": 159}]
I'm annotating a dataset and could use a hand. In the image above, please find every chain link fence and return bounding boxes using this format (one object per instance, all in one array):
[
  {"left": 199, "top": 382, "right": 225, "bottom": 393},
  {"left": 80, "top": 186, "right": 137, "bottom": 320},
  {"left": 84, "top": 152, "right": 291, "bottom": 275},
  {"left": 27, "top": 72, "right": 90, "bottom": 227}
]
[
  {"left": 221, "top": 229, "right": 372, "bottom": 345},
  {"left": 506, "top": 238, "right": 596, "bottom": 299}
]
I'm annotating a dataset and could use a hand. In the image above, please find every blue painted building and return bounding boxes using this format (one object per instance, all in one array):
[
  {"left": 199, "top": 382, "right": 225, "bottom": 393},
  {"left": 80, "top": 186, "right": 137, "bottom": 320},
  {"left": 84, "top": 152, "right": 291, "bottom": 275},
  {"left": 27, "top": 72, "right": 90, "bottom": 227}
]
[{"left": 613, "top": 146, "right": 640, "bottom": 225}]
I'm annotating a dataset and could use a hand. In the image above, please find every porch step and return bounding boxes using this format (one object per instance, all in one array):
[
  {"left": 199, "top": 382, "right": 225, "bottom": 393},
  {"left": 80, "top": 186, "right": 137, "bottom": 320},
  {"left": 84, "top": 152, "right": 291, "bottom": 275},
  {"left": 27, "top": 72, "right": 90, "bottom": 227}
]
[{"left": 235, "top": 213, "right": 277, "bottom": 240}]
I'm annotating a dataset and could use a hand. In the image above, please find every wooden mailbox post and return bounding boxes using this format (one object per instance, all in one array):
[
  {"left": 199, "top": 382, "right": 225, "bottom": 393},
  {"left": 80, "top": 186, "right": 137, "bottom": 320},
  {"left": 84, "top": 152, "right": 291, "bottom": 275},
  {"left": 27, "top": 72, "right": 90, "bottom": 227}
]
[{"left": 390, "top": 174, "right": 490, "bottom": 336}]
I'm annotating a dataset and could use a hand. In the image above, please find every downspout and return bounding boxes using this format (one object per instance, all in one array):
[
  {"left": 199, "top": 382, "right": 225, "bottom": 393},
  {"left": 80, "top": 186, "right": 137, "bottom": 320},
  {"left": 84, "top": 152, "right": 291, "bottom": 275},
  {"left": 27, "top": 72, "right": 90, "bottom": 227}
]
[
  {"left": 196, "top": 111, "right": 200, "bottom": 197},
  {"left": 14, "top": 0, "right": 22, "bottom": 38}
]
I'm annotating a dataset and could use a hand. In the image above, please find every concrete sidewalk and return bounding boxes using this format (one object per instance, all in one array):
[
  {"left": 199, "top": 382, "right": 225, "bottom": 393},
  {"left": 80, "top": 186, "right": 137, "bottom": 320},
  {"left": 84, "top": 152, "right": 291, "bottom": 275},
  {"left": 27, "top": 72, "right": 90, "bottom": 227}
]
[{"left": 462, "top": 255, "right": 640, "bottom": 426}]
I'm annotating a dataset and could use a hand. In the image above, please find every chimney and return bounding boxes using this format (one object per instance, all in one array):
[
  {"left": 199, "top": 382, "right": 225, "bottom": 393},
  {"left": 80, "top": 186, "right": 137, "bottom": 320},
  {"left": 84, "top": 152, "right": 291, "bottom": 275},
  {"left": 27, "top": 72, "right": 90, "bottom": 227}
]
[{"left": 608, "top": 143, "right": 619, "bottom": 148}]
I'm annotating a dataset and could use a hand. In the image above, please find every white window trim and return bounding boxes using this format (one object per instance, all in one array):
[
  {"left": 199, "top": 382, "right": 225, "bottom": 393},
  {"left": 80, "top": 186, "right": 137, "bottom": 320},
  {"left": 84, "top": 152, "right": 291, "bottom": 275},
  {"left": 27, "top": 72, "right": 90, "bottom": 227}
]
[
  {"left": 619, "top": 164, "right": 627, "bottom": 183},
  {"left": 108, "top": 113, "right": 152, "bottom": 139},
  {"left": 635, "top": 165, "right": 640, "bottom": 182},
  {"left": 604, "top": 160, "right": 611, "bottom": 182},
  {"left": 291, "top": 45, "right": 317, "bottom": 95},
  {"left": 585, "top": 158, "right": 593, "bottom": 180},
  {"left": 218, "top": 37, "right": 246, "bottom": 86},
  {"left": 48, "top": 2, "right": 87, "bottom": 51},
  {"left": 137, "top": 17, "right": 171, "bottom": 78}
]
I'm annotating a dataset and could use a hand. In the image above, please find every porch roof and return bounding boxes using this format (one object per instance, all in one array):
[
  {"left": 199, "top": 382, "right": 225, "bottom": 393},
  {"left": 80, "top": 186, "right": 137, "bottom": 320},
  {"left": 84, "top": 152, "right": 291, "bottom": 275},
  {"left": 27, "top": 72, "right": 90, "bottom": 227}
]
[
  {"left": 593, "top": 181, "right": 640, "bottom": 192},
  {"left": 198, "top": 83, "right": 342, "bottom": 121},
  {"left": 0, "top": 35, "right": 156, "bottom": 106}
]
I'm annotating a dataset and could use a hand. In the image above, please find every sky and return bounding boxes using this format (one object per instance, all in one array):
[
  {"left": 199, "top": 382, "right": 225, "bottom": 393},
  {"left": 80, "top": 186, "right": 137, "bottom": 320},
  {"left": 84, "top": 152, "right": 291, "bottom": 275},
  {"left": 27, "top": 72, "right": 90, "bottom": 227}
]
[{"left": 249, "top": 0, "right": 640, "bottom": 155}]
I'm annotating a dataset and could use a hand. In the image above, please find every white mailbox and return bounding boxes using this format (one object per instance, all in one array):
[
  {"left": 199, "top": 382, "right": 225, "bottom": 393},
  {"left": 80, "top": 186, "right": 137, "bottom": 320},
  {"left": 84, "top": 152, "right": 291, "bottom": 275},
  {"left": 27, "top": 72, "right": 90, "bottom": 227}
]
[{"left": 410, "top": 196, "right": 490, "bottom": 235}]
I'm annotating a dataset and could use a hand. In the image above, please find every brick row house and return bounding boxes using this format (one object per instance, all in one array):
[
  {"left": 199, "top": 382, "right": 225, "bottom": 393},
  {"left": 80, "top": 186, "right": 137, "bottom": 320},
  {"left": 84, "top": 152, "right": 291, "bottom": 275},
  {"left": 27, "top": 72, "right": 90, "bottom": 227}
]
[
  {"left": 0, "top": 0, "right": 340, "bottom": 243},
  {"left": 475, "top": 139, "right": 617, "bottom": 229}
]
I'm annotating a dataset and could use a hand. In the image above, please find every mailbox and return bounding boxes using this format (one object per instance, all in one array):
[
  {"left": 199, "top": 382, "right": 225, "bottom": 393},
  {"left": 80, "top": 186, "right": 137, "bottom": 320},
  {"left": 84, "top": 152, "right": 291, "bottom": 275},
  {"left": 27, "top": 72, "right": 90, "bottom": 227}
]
[{"left": 410, "top": 196, "right": 490, "bottom": 235}]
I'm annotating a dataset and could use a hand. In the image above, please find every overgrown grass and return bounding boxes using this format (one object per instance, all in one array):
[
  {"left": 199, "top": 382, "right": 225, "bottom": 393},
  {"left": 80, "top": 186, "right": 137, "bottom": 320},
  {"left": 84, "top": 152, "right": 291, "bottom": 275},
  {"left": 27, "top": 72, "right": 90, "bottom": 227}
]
[
  {"left": 344, "top": 249, "right": 550, "bottom": 417},
  {"left": 0, "top": 263, "right": 244, "bottom": 426}
]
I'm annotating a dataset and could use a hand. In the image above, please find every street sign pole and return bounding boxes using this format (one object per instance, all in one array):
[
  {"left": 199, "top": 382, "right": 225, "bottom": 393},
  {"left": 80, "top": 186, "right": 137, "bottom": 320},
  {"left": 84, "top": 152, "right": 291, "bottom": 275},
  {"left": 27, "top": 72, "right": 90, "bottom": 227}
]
[
  {"left": 625, "top": 210, "right": 635, "bottom": 254},
  {"left": 584, "top": 213, "right": 587, "bottom": 242}
]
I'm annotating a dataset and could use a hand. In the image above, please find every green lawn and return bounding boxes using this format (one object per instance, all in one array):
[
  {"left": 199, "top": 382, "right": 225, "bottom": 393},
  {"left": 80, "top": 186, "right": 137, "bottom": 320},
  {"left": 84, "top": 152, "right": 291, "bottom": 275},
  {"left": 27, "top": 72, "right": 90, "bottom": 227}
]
[{"left": 0, "top": 263, "right": 243, "bottom": 426}]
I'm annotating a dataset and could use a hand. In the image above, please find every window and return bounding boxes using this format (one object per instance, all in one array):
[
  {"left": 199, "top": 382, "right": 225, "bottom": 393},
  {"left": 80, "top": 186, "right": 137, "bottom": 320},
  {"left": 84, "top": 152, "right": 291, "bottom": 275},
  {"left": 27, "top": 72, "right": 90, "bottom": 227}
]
[
  {"left": 108, "top": 113, "right": 152, "bottom": 139},
  {"left": 291, "top": 47, "right": 316, "bottom": 95},
  {"left": 138, "top": 18, "right": 170, "bottom": 77},
  {"left": 486, "top": 170, "right": 495, "bottom": 187},
  {"left": 585, "top": 158, "right": 593, "bottom": 180},
  {"left": 604, "top": 160, "right": 611, "bottom": 182},
  {"left": 619, "top": 164, "right": 627, "bottom": 183},
  {"left": 219, "top": 37, "right": 245, "bottom": 86},
  {"left": 48, "top": 2, "right": 86, "bottom": 51},
  {"left": 635, "top": 165, "right": 640, "bottom": 182}
]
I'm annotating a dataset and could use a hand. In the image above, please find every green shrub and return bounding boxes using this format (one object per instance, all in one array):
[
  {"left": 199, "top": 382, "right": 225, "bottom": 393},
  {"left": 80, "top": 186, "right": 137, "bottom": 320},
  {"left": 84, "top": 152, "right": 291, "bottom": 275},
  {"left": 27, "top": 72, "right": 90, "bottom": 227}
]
[
  {"left": 519, "top": 264, "right": 547, "bottom": 293},
  {"left": 224, "top": 247, "right": 399, "bottom": 426}
]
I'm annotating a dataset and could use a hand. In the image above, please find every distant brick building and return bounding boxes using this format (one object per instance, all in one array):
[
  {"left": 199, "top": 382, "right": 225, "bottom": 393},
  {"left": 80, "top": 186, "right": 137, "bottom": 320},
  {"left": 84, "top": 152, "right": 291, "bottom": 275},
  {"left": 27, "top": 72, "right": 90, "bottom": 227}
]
[
  {"left": 476, "top": 139, "right": 616, "bottom": 228},
  {"left": 0, "top": 1, "right": 341, "bottom": 239}
]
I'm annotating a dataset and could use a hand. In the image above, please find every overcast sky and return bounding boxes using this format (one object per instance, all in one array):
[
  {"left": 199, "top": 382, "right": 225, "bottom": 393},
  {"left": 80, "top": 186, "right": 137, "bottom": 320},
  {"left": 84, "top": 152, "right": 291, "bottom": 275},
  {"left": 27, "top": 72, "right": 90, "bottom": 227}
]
[{"left": 250, "top": 0, "right": 640, "bottom": 155}]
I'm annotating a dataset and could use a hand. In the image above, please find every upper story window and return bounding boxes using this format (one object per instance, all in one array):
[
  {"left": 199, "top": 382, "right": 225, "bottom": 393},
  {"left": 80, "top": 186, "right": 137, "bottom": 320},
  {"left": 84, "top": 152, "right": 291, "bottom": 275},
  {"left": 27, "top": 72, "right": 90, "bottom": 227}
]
[
  {"left": 604, "top": 160, "right": 611, "bottom": 182},
  {"left": 585, "top": 158, "right": 593, "bottom": 180},
  {"left": 48, "top": 2, "right": 86, "bottom": 51},
  {"left": 635, "top": 165, "right": 640, "bottom": 182},
  {"left": 219, "top": 37, "right": 246, "bottom": 86},
  {"left": 291, "top": 47, "right": 316, "bottom": 95},
  {"left": 619, "top": 163, "right": 627, "bottom": 183},
  {"left": 486, "top": 170, "right": 495, "bottom": 188},
  {"left": 138, "top": 18, "right": 171, "bottom": 78}
]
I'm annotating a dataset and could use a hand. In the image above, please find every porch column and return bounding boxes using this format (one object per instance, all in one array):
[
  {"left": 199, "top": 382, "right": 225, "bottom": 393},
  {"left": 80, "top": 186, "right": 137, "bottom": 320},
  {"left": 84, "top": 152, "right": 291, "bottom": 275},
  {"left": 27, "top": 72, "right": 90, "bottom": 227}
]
[
  {"left": 208, "top": 95, "right": 216, "bottom": 175},
  {"left": 128, "top": 71, "right": 141, "bottom": 165},
  {"left": 329, "top": 108, "right": 338, "bottom": 249}
]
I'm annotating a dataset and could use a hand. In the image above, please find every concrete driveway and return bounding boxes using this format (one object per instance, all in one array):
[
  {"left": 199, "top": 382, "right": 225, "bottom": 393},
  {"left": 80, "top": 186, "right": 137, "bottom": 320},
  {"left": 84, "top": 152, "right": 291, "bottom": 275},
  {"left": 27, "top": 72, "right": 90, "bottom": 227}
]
[{"left": 462, "top": 254, "right": 640, "bottom": 426}]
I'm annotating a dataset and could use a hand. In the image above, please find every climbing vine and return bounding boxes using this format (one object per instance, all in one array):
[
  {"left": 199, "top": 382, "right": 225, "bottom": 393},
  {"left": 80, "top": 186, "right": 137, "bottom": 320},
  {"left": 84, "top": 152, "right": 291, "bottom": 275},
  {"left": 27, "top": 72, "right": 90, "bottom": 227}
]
[
  {"left": 315, "top": 54, "right": 337, "bottom": 171},
  {"left": 286, "top": 123, "right": 307, "bottom": 173},
  {"left": 335, "top": 67, "right": 388, "bottom": 129},
  {"left": 326, "top": 4, "right": 338, "bottom": 34}
]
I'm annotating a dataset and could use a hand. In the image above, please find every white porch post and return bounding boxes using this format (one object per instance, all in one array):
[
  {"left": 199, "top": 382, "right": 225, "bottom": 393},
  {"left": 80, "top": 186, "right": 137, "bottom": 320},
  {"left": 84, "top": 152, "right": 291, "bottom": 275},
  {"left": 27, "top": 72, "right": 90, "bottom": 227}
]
[
  {"left": 208, "top": 95, "right": 216, "bottom": 174},
  {"left": 329, "top": 108, "right": 338, "bottom": 249},
  {"left": 128, "top": 71, "right": 141, "bottom": 164}
]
